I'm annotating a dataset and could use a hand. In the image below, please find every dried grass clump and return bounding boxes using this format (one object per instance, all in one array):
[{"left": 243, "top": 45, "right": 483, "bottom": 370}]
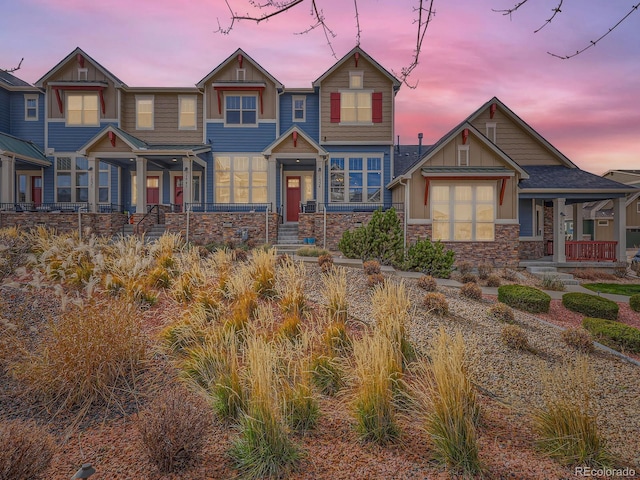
[
  {"left": 487, "top": 302, "right": 515, "bottom": 324},
  {"left": 323, "top": 267, "right": 348, "bottom": 323},
  {"left": 0, "top": 419, "right": 55, "bottom": 480},
  {"left": 318, "top": 253, "right": 334, "bottom": 273},
  {"left": 321, "top": 321, "right": 351, "bottom": 356},
  {"left": 12, "top": 299, "right": 146, "bottom": 411},
  {"left": 460, "top": 273, "right": 478, "bottom": 284},
  {"left": 486, "top": 274, "right": 501, "bottom": 287},
  {"left": 532, "top": 358, "right": 610, "bottom": 467},
  {"left": 501, "top": 324, "right": 532, "bottom": 351},
  {"left": 417, "top": 275, "right": 437, "bottom": 292},
  {"left": 460, "top": 282, "right": 483, "bottom": 300},
  {"left": 277, "top": 258, "right": 307, "bottom": 317},
  {"left": 570, "top": 268, "right": 616, "bottom": 281},
  {"left": 477, "top": 263, "right": 493, "bottom": 280},
  {"left": 372, "top": 280, "right": 414, "bottom": 368},
  {"left": 279, "top": 314, "right": 302, "bottom": 341},
  {"left": 367, "top": 273, "right": 385, "bottom": 288},
  {"left": 501, "top": 268, "right": 518, "bottom": 281},
  {"left": 424, "top": 292, "right": 449, "bottom": 316},
  {"left": 137, "top": 384, "right": 213, "bottom": 473},
  {"left": 540, "top": 274, "right": 566, "bottom": 291},
  {"left": 0, "top": 227, "right": 31, "bottom": 280},
  {"left": 251, "top": 249, "right": 277, "bottom": 298},
  {"left": 456, "top": 262, "right": 473, "bottom": 275},
  {"left": 310, "top": 354, "right": 345, "bottom": 395},
  {"left": 363, "top": 260, "right": 381, "bottom": 275},
  {"left": 561, "top": 328, "right": 594, "bottom": 353}
]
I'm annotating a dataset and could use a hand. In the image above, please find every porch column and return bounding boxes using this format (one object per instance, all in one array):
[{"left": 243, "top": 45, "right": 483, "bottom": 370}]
[
  {"left": 182, "top": 157, "right": 193, "bottom": 210},
  {"left": 136, "top": 157, "right": 147, "bottom": 214},
  {"left": 0, "top": 155, "right": 15, "bottom": 204},
  {"left": 315, "top": 156, "right": 324, "bottom": 205},
  {"left": 613, "top": 196, "right": 627, "bottom": 262},
  {"left": 267, "top": 158, "right": 277, "bottom": 211},
  {"left": 572, "top": 202, "right": 584, "bottom": 241},
  {"left": 88, "top": 156, "right": 98, "bottom": 212},
  {"left": 553, "top": 198, "right": 566, "bottom": 263}
]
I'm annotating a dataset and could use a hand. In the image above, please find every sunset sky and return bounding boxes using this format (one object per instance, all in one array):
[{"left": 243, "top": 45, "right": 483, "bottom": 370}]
[{"left": 1, "top": 0, "right": 638, "bottom": 175}]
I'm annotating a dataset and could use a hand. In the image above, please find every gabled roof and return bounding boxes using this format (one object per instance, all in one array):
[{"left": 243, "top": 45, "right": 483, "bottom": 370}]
[
  {"left": 196, "top": 48, "right": 283, "bottom": 89},
  {"left": 394, "top": 144, "right": 429, "bottom": 177},
  {"left": 467, "top": 97, "right": 577, "bottom": 168},
  {"left": 603, "top": 169, "right": 640, "bottom": 176},
  {"left": 262, "top": 125, "right": 328, "bottom": 156},
  {"left": 312, "top": 46, "right": 401, "bottom": 89},
  {"left": 0, "top": 70, "right": 33, "bottom": 88},
  {"left": 0, "top": 132, "right": 50, "bottom": 166},
  {"left": 519, "top": 165, "right": 635, "bottom": 192},
  {"left": 35, "top": 47, "right": 126, "bottom": 88}
]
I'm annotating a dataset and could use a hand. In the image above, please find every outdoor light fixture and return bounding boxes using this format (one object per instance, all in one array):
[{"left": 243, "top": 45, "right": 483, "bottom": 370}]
[
  {"left": 129, "top": 158, "right": 135, "bottom": 162},
  {"left": 172, "top": 158, "right": 177, "bottom": 162},
  {"left": 71, "top": 463, "right": 95, "bottom": 479},
  {"left": 296, "top": 159, "right": 300, "bottom": 163}
]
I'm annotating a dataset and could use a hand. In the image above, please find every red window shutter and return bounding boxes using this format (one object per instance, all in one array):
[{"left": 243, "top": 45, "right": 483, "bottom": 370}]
[
  {"left": 330, "top": 92, "right": 341, "bottom": 123},
  {"left": 372, "top": 92, "right": 383, "bottom": 123}
]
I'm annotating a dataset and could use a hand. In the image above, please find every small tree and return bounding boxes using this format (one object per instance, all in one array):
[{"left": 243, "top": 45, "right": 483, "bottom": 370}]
[
  {"left": 403, "top": 237, "right": 455, "bottom": 278},
  {"left": 338, "top": 208, "right": 404, "bottom": 265}
]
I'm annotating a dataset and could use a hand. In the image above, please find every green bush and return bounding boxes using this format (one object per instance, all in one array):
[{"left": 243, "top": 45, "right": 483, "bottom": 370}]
[
  {"left": 497, "top": 285, "right": 550, "bottom": 314},
  {"left": 403, "top": 238, "right": 455, "bottom": 278},
  {"left": 630, "top": 293, "right": 640, "bottom": 312},
  {"left": 562, "top": 293, "right": 618, "bottom": 320},
  {"left": 583, "top": 317, "right": 640, "bottom": 353},
  {"left": 338, "top": 208, "right": 404, "bottom": 265}
]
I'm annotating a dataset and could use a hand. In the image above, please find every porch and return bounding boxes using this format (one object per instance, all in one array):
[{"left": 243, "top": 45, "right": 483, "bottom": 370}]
[{"left": 546, "top": 240, "right": 619, "bottom": 262}]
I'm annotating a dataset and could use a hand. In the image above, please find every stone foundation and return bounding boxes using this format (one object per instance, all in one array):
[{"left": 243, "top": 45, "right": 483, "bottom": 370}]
[
  {"left": 0, "top": 212, "right": 128, "bottom": 237},
  {"left": 519, "top": 240, "right": 545, "bottom": 260}
]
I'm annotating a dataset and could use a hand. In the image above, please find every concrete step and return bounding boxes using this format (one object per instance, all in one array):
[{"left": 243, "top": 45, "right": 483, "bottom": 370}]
[{"left": 526, "top": 266, "right": 559, "bottom": 274}]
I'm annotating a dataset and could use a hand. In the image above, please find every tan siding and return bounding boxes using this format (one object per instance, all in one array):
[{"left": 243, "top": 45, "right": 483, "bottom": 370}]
[
  {"left": 319, "top": 56, "right": 393, "bottom": 143},
  {"left": 603, "top": 171, "right": 640, "bottom": 184},
  {"left": 627, "top": 200, "right": 640, "bottom": 227},
  {"left": 87, "top": 135, "right": 132, "bottom": 154},
  {"left": 471, "top": 108, "right": 562, "bottom": 166},
  {"left": 272, "top": 135, "right": 316, "bottom": 155},
  {"left": 120, "top": 92, "right": 203, "bottom": 144},
  {"left": 392, "top": 184, "right": 404, "bottom": 204},
  {"left": 595, "top": 220, "right": 614, "bottom": 241}
]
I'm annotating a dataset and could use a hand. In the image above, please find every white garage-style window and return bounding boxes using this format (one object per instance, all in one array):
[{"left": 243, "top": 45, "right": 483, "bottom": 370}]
[
  {"left": 214, "top": 155, "right": 268, "bottom": 203},
  {"left": 431, "top": 184, "right": 495, "bottom": 241}
]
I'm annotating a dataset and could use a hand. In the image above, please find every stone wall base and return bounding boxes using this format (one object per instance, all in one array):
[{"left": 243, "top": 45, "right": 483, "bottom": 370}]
[{"left": 0, "top": 212, "right": 128, "bottom": 237}]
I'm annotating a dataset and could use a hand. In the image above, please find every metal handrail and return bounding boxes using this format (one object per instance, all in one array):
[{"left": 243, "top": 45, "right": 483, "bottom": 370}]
[{"left": 135, "top": 204, "right": 160, "bottom": 235}]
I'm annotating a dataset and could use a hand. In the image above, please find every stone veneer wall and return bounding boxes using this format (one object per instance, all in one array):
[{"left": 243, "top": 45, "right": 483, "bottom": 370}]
[
  {"left": 519, "top": 240, "right": 545, "bottom": 260},
  {"left": 165, "top": 212, "right": 279, "bottom": 246},
  {"left": 0, "top": 212, "right": 128, "bottom": 237},
  {"left": 544, "top": 205, "right": 554, "bottom": 246},
  {"left": 406, "top": 223, "right": 520, "bottom": 267}
]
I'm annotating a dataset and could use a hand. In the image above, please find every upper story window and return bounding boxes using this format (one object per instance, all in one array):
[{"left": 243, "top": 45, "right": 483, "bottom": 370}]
[
  {"left": 486, "top": 122, "right": 496, "bottom": 143},
  {"left": 66, "top": 93, "right": 99, "bottom": 126},
  {"left": 236, "top": 69, "right": 246, "bottom": 81},
  {"left": 292, "top": 95, "right": 306, "bottom": 122},
  {"left": 225, "top": 94, "right": 257, "bottom": 126},
  {"left": 24, "top": 95, "right": 38, "bottom": 121},
  {"left": 77, "top": 68, "right": 88, "bottom": 81},
  {"left": 457, "top": 145, "right": 469, "bottom": 166},
  {"left": 341, "top": 91, "right": 372, "bottom": 123},
  {"left": 331, "top": 71, "right": 382, "bottom": 125},
  {"left": 349, "top": 71, "right": 364, "bottom": 89},
  {"left": 179, "top": 96, "right": 197, "bottom": 130},
  {"left": 330, "top": 155, "right": 382, "bottom": 203},
  {"left": 136, "top": 96, "right": 154, "bottom": 130}
]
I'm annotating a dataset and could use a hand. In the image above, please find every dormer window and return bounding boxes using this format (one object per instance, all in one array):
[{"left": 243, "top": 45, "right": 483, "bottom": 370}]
[
  {"left": 77, "top": 68, "right": 88, "bottom": 81},
  {"left": 236, "top": 69, "right": 245, "bottom": 81},
  {"left": 349, "top": 71, "right": 363, "bottom": 89},
  {"left": 486, "top": 122, "right": 496, "bottom": 143}
]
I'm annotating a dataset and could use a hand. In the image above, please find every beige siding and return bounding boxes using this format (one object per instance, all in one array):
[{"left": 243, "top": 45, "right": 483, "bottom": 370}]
[
  {"left": 627, "top": 199, "right": 640, "bottom": 227},
  {"left": 45, "top": 59, "right": 118, "bottom": 120},
  {"left": 392, "top": 184, "right": 404, "bottom": 204},
  {"left": 121, "top": 92, "right": 203, "bottom": 144},
  {"left": 205, "top": 61, "right": 277, "bottom": 120},
  {"left": 87, "top": 135, "right": 132, "bottom": 154},
  {"left": 471, "top": 108, "right": 562, "bottom": 166},
  {"left": 319, "top": 56, "right": 393, "bottom": 143},
  {"left": 603, "top": 171, "right": 640, "bottom": 184},
  {"left": 272, "top": 135, "right": 316, "bottom": 155},
  {"left": 595, "top": 220, "right": 615, "bottom": 241}
]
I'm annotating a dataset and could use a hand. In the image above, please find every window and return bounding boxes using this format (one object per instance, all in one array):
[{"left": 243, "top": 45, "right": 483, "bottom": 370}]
[
  {"left": 225, "top": 94, "right": 257, "bottom": 125},
  {"left": 99, "top": 161, "right": 110, "bottom": 203},
  {"left": 56, "top": 156, "right": 89, "bottom": 202},
  {"left": 179, "top": 95, "right": 197, "bottom": 130},
  {"left": 330, "top": 155, "right": 382, "bottom": 203},
  {"left": 292, "top": 96, "right": 306, "bottom": 122},
  {"left": 214, "top": 155, "right": 268, "bottom": 203},
  {"left": 236, "top": 69, "right": 245, "bottom": 81},
  {"left": 340, "top": 91, "right": 372, "bottom": 123},
  {"left": 597, "top": 220, "right": 609, "bottom": 227},
  {"left": 431, "top": 184, "right": 495, "bottom": 241},
  {"left": 136, "top": 96, "right": 154, "bottom": 130},
  {"left": 66, "top": 93, "right": 99, "bottom": 126},
  {"left": 457, "top": 145, "right": 469, "bottom": 166},
  {"left": 77, "top": 68, "right": 88, "bottom": 81},
  {"left": 24, "top": 95, "right": 38, "bottom": 121},
  {"left": 486, "top": 122, "right": 496, "bottom": 143},
  {"left": 349, "top": 71, "right": 363, "bottom": 89},
  {"left": 637, "top": 201, "right": 640, "bottom": 214}
]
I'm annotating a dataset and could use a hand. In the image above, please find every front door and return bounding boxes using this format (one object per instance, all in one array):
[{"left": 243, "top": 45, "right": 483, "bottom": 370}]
[
  {"left": 31, "top": 176, "right": 42, "bottom": 206},
  {"left": 286, "top": 176, "right": 301, "bottom": 222},
  {"left": 146, "top": 176, "right": 159, "bottom": 204},
  {"left": 174, "top": 176, "right": 183, "bottom": 212}
]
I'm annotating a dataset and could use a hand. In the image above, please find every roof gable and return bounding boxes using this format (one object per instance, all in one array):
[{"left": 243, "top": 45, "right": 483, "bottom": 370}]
[
  {"left": 0, "top": 70, "right": 33, "bottom": 89},
  {"left": 196, "top": 48, "right": 283, "bottom": 89},
  {"left": 0, "top": 132, "right": 50, "bottom": 165},
  {"left": 262, "top": 125, "right": 327, "bottom": 156},
  {"left": 35, "top": 47, "right": 126, "bottom": 88}
]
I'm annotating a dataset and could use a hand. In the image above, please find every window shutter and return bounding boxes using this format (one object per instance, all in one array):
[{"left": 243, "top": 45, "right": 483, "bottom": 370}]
[
  {"left": 372, "top": 92, "right": 383, "bottom": 123},
  {"left": 330, "top": 92, "right": 341, "bottom": 123}
]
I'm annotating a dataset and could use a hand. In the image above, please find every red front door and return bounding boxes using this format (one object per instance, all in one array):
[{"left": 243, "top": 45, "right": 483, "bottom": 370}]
[
  {"left": 174, "top": 176, "right": 183, "bottom": 211},
  {"left": 146, "top": 176, "right": 159, "bottom": 204},
  {"left": 31, "top": 176, "right": 42, "bottom": 206},
  {"left": 286, "top": 176, "right": 301, "bottom": 222}
]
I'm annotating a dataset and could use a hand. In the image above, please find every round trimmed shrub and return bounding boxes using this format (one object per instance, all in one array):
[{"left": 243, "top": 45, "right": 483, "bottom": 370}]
[
  {"left": 461, "top": 282, "right": 483, "bottom": 300},
  {"left": 583, "top": 317, "right": 640, "bottom": 353},
  {"left": 417, "top": 275, "right": 437, "bottom": 292},
  {"left": 423, "top": 292, "right": 449, "bottom": 316},
  {"left": 630, "top": 293, "right": 640, "bottom": 313},
  {"left": 486, "top": 274, "right": 501, "bottom": 288},
  {"left": 562, "top": 292, "right": 618, "bottom": 320},
  {"left": 561, "top": 327, "right": 594, "bottom": 352},
  {"left": 497, "top": 285, "right": 550, "bottom": 313},
  {"left": 488, "top": 302, "right": 515, "bottom": 324}
]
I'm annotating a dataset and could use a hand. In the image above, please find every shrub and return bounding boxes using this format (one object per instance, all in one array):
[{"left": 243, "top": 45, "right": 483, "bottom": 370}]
[
  {"left": 423, "top": 292, "right": 449, "bottom": 316},
  {"left": 456, "top": 262, "right": 473, "bottom": 275},
  {"left": 629, "top": 293, "right": 640, "bottom": 312},
  {"left": 562, "top": 293, "right": 618, "bottom": 320},
  {"left": 283, "top": 382, "right": 319, "bottom": 432},
  {"left": 477, "top": 263, "right": 493, "bottom": 280},
  {"left": 403, "top": 238, "right": 455, "bottom": 278},
  {"left": 540, "top": 274, "right": 565, "bottom": 291},
  {"left": 295, "top": 246, "right": 330, "bottom": 257},
  {"left": 460, "top": 282, "right": 483, "bottom": 301},
  {"left": 234, "top": 248, "right": 249, "bottom": 262},
  {"left": 363, "top": 260, "right": 381, "bottom": 275},
  {"left": 0, "top": 419, "right": 55, "bottom": 480},
  {"left": 137, "top": 384, "right": 213, "bottom": 473},
  {"left": 613, "top": 264, "right": 627, "bottom": 278},
  {"left": 279, "top": 314, "right": 302, "bottom": 341},
  {"left": 323, "top": 267, "right": 347, "bottom": 323},
  {"left": 251, "top": 249, "right": 277, "bottom": 298},
  {"left": 318, "top": 253, "right": 334, "bottom": 273},
  {"left": 498, "top": 285, "right": 551, "bottom": 313},
  {"left": 583, "top": 317, "right": 640, "bottom": 353},
  {"left": 367, "top": 273, "right": 385, "bottom": 288},
  {"left": 417, "top": 275, "right": 437, "bottom": 292},
  {"left": 501, "top": 324, "right": 531, "bottom": 351},
  {"left": 486, "top": 274, "right": 501, "bottom": 287},
  {"left": 501, "top": 268, "right": 518, "bottom": 281},
  {"left": 322, "top": 321, "right": 351, "bottom": 356},
  {"left": 338, "top": 208, "right": 404, "bottom": 266},
  {"left": 561, "top": 328, "right": 594, "bottom": 353},
  {"left": 310, "top": 354, "right": 345, "bottom": 395},
  {"left": 488, "top": 302, "right": 515, "bottom": 324},
  {"left": 460, "top": 273, "right": 478, "bottom": 284}
]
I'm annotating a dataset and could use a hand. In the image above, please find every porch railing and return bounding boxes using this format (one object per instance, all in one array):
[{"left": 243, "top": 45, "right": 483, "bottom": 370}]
[
  {"left": 318, "top": 202, "right": 404, "bottom": 213},
  {"left": 565, "top": 241, "right": 617, "bottom": 262},
  {"left": 0, "top": 202, "right": 89, "bottom": 213},
  {"left": 185, "top": 203, "right": 271, "bottom": 213}
]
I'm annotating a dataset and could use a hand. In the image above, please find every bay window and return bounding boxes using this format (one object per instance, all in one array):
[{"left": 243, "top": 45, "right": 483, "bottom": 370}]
[
  {"left": 214, "top": 155, "right": 268, "bottom": 203},
  {"left": 431, "top": 184, "right": 495, "bottom": 241}
]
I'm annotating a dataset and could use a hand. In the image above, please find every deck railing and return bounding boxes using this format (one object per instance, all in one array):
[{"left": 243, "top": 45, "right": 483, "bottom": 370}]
[
  {"left": 317, "top": 202, "right": 404, "bottom": 213},
  {"left": 185, "top": 203, "right": 271, "bottom": 213},
  {"left": 0, "top": 202, "right": 89, "bottom": 212},
  {"left": 565, "top": 241, "right": 617, "bottom": 262}
]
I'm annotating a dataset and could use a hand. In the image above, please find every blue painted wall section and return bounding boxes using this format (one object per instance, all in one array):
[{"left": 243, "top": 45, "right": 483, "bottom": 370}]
[
  {"left": 279, "top": 92, "right": 319, "bottom": 141},
  {"left": 0, "top": 89, "right": 9, "bottom": 133},
  {"left": 206, "top": 122, "right": 276, "bottom": 152},
  {"left": 519, "top": 198, "right": 533, "bottom": 237},
  {"left": 47, "top": 121, "right": 117, "bottom": 152},
  {"left": 10, "top": 93, "right": 45, "bottom": 148}
]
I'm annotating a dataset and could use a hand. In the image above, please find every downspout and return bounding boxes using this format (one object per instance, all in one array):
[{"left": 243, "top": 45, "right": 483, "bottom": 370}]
[
  {"left": 186, "top": 204, "right": 190, "bottom": 244},
  {"left": 265, "top": 206, "right": 269, "bottom": 245},
  {"left": 399, "top": 177, "right": 409, "bottom": 249},
  {"left": 323, "top": 204, "right": 327, "bottom": 250}
]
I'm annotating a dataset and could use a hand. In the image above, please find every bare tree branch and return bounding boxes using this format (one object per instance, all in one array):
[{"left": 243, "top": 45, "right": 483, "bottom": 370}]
[
  {"left": 534, "top": 0, "right": 563, "bottom": 33},
  {"left": 492, "top": 0, "right": 530, "bottom": 19},
  {"left": 395, "top": 0, "right": 436, "bottom": 89},
  {"left": 1, "top": 58, "right": 24, "bottom": 74},
  {"left": 353, "top": 0, "right": 361, "bottom": 47}
]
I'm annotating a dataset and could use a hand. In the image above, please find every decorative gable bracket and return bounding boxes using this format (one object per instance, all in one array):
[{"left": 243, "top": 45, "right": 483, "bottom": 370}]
[{"left": 52, "top": 85, "right": 106, "bottom": 115}]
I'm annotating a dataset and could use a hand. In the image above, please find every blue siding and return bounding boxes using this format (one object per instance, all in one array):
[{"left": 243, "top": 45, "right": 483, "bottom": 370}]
[
  {"left": 122, "top": 166, "right": 133, "bottom": 211},
  {"left": 519, "top": 198, "right": 533, "bottom": 237},
  {"left": 10, "top": 92, "right": 45, "bottom": 149},
  {"left": 47, "top": 121, "right": 116, "bottom": 152},
  {"left": 279, "top": 92, "right": 320, "bottom": 142},
  {"left": 276, "top": 168, "right": 281, "bottom": 212},
  {"left": 207, "top": 122, "right": 276, "bottom": 152},
  {"left": 0, "top": 89, "right": 9, "bottom": 133},
  {"left": 43, "top": 161, "right": 55, "bottom": 203},
  {"left": 110, "top": 166, "right": 119, "bottom": 206}
]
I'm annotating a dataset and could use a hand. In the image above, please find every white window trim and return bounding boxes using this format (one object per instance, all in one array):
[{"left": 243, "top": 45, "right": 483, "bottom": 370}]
[
  {"left": 131, "top": 172, "right": 164, "bottom": 206},
  {"left": 77, "top": 68, "right": 88, "bottom": 81},
  {"left": 486, "top": 122, "right": 496, "bottom": 143},
  {"left": 214, "top": 154, "right": 268, "bottom": 203},
  {"left": 54, "top": 155, "right": 91, "bottom": 203},
  {"left": 98, "top": 161, "right": 112, "bottom": 204},
  {"left": 349, "top": 71, "right": 364, "bottom": 89},
  {"left": 135, "top": 95, "right": 154, "bottom": 130},
  {"left": 338, "top": 89, "right": 374, "bottom": 126},
  {"left": 223, "top": 93, "right": 259, "bottom": 127},
  {"left": 24, "top": 94, "right": 38, "bottom": 121},
  {"left": 457, "top": 145, "right": 470, "bottom": 166},
  {"left": 292, "top": 95, "right": 306, "bottom": 122},
  {"left": 236, "top": 69, "right": 246, "bottom": 81},
  {"left": 65, "top": 92, "right": 100, "bottom": 127},
  {"left": 636, "top": 201, "right": 640, "bottom": 214},
  {"left": 329, "top": 154, "right": 383, "bottom": 203},
  {"left": 178, "top": 95, "right": 198, "bottom": 130},
  {"left": 597, "top": 220, "right": 609, "bottom": 227}
]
